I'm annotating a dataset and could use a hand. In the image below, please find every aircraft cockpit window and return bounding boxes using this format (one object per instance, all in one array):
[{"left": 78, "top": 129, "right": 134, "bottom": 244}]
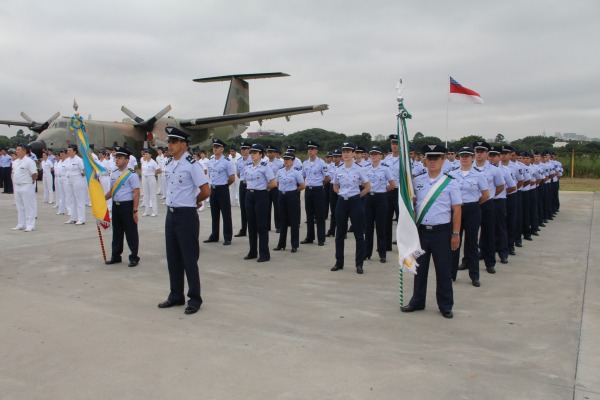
[{"left": 58, "top": 121, "right": 68, "bottom": 129}]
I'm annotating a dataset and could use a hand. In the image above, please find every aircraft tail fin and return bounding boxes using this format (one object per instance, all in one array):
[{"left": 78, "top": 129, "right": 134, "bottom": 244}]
[{"left": 193, "top": 73, "right": 290, "bottom": 115}]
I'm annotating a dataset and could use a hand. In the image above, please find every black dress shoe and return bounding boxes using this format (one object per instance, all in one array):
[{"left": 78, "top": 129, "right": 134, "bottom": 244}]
[
  {"left": 257, "top": 258, "right": 270, "bottom": 263},
  {"left": 500, "top": 258, "right": 508, "bottom": 264},
  {"left": 318, "top": 242, "right": 325, "bottom": 246},
  {"left": 457, "top": 262, "right": 468, "bottom": 270},
  {"left": 441, "top": 310, "right": 454, "bottom": 319},
  {"left": 291, "top": 248, "right": 297, "bottom": 253},
  {"left": 273, "top": 246, "right": 285, "bottom": 251},
  {"left": 539, "top": 223, "right": 546, "bottom": 227},
  {"left": 400, "top": 304, "right": 424, "bottom": 313},
  {"left": 380, "top": 258, "right": 386, "bottom": 263},
  {"left": 300, "top": 239, "right": 313, "bottom": 244},
  {"left": 244, "top": 254, "right": 257, "bottom": 260},
  {"left": 184, "top": 305, "right": 200, "bottom": 315},
  {"left": 486, "top": 266, "right": 496, "bottom": 274},
  {"left": 105, "top": 259, "right": 122, "bottom": 265},
  {"left": 515, "top": 242, "right": 523, "bottom": 247},
  {"left": 392, "top": 240, "right": 397, "bottom": 245},
  {"left": 532, "top": 232, "right": 539, "bottom": 236},
  {"left": 524, "top": 236, "right": 533, "bottom": 241},
  {"left": 158, "top": 299, "right": 185, "bottom": 308},
  {"left": 356, "top": 266, "right": 364, "bottom": 274},
  {"left": 472, "top": 280, "right": 481, "bottom": 287},
  {"left": 128, "top": 260, "right": 139, "bottom": 267},
  {"left": 222, "top": 241, "right": 231, "bottom": 246},
  {"left": 203, "top": 238, "right": 218, "bottom": 243},
  {"left": 331, "top": 265, "right": 343, "bottom": 271},
  {"left": 386, "top": 247, "right": 392, "bottom": 251},
  {"left": 543, "top": 219, "right": 548, "bottom": 223},
  {"left": 509, "top": 249, "right": 516, "bottom": 256},
  {"left": 234, "top": 232, "right": 246, "bottom": 237},
  {"left": 276, "top": 229, "right": 280, "bottom": 233},
  {"left": 326, "top": 231, "right": 334, "bottom": 237}
]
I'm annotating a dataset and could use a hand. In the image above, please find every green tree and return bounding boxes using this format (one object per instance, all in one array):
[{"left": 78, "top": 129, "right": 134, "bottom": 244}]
[{"left": 454, "top": 135, "right": 486, "bottom": 149}]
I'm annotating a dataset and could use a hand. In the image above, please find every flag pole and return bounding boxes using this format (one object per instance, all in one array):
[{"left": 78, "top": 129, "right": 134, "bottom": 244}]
[
  {"left": 445, "top": 75, "right": 450, "bottom": 147},
  {"left": 96, "top": 222, "right": 107, "bottom": 262}
]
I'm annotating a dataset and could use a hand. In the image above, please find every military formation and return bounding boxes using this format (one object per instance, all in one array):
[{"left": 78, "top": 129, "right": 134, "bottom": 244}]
[{"left": 3, "top": 131, "right": 563, "bottom": 318}]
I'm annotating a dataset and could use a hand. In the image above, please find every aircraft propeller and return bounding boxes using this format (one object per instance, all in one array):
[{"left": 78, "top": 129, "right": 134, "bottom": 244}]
[
  {"left": 20, "top": 111, "right": 61, "bottom": 134},
  {"left": 121, "top": 105, "right": 172, "bottom": 146}
]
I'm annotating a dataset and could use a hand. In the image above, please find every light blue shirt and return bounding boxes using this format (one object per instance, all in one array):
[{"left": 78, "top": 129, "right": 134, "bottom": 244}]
[
  {"left": 449, "top": 166, "right": 487, "bottom": 203},
  {"left": 413, "top": 173, "right": 462, "bottom": 225},
  {"left": 411, "top": 160, "right": 426, "bottom": 176},
  {"left": 302, "top": 157, "right": 328, "bottom": 187},
  {"left": 442, "top": 159, "right": 460, "bottom": 173},
  {"left": 164, "top": 155, "right": 208, "bottom": 207},
  {"left": 110, "top": 168, "right": 140, "bottom": 202},
  {"left": 364, "top": 162, "right": 394, "bottom": 193},
  {"left": 509, "top": 161, "right": 525, "bottom": 191},
  {"left": 383, "top": 154, "right": 400, "bottom": 186},
  {"left": 475, "top": 161, "right": 504, "bottom": 200},
  {"left": 269, "top": 158, "right": 284, "bottom": 178},
  {"left": 237, "top": 155, "right": 252, "bottom": 182},
  {"left": 293, "top": 157, "right": 303, "bottom": 171},
  {"left": 522, "top": 165, "right": 532, "bottom": 191},
  {"left": 207, "top": 155, "right": 235, "bottom": 185},
  {"left": 333, "top": 162, "right": 369, "bottom": 198},
  {"left": 0, "top": 154, "right": 11, "bottom": 167},
  {"left": 245, "top": 161, "right": 275, "bottom": 190},
  {"left": 494, "top": 164, "right": 516, "bottom": 199},
  {"left": 276, "top": 167, "right": 304, "bottom": 192}
]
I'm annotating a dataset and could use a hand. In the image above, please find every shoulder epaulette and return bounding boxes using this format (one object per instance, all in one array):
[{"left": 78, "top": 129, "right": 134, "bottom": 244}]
[
  {"left": 355, "top": 162, "right": 362, "bottom": 167},
  {"left": 128, "top": 168, "right": 135, "bottom": 172},
  {"left": 451, "top": 166, "right": 460, "bottom": 171},
  {"left": 165, "top": 157, "right": 173, "bottom": 165},
  {"left": 444, "top": 173, "right": 455, "bottom": 179},
  {"left": 473, "top": 166, "right": 482, "bottom": 172},
  {"left": 381, "top": 162, "right": 389, "bottom": 167},
  {"left": 294, "top": 166, "right": 302, "bottom": 171},
  {"left": 186, "top": 154, "right": 196, "bottom": 164},
  {"left": 414, "top": 170, "right": 427, "bottom": 177},
  {"left": 210, "top": 155, "right": 215, "bottom": 160},
  {"left": 260, "top": 161, "right": 267, "bottom": 166}
]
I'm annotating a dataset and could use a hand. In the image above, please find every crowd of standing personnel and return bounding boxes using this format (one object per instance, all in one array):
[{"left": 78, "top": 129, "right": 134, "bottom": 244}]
[{"left": 4, "top": 130, "right": 563, "bottom": 317}]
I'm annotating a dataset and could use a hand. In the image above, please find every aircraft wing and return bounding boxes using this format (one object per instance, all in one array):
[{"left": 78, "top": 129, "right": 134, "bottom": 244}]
[{"left": 179, "top": 104, "right": 328, "bottom": 130}]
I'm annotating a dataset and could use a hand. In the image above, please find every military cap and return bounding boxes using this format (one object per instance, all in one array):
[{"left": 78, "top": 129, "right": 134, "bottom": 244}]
[
  {"left": 142, "top": 148, "right": 150, "bottom": 153},
  {"left": 250, "top": 143, "right": 265, "bottom": 153},
  {"left": 282, "top": 152, "right": 295, "bottom": 160},
  {"left": 89, "top": 144, "right": 95, "bottom": 149},
  {"left": 325, "top": 151, "right": 333, "bottom": 157},
  {"left": 266, "top": 144, "right": 277, "bottom": 152},
  {"left": 369, "top": 146, "right": 383, "bottom": 154},
  {"left": 341, "top": 142, "right": 356, "bottom": 151},
  {"left": 212, "top": 138, "right": 226, "bottom": 147},
  {"left": 448, "top": 146, "right": 456, "bottom": 153},
  {"left": 286, "top": 145, "right": 297, "bottom": 152},
  {"left": 165, "top": 126, "right": 190, "bottom": 142},
  {"left": 457, "top": 146, "right": 475, "bottom": 156},
  {"left": 501, "top": 145, "right": 514, "bottom": 153},
  {"left": 333, "top": 148, "right": 342, "bottom": 156},
  {"left": 276, "top": 149, "right": 281, "bottom": 154},
  {"left": 534, "top": 150, "right": 541, "bottom": 156},
  {"left": 488, "top": 145, "right": 501, "bottom": 155},
  {"left": 239, "top": 141, "right": 251, "bottom": 149},
  {"left": 47, "top": 148, "right": 53, "bottom": 152},
  {"left": 472, "top": 141, "right": 490, "bottom": 151},
  {"left": 67, "top": 144, "right": 78, "bottom": 151},
  {"left": 230, "top": 145, "right": 237, "bottom": 151},
  {"left": 113, "top": 146, "right": 132, "bottom": 157},
  {"left": 355, "top": 147, "right": 364, "bottom": 153},
  {"left": 307, "top": 140, "right": 320, "bottom": 149},
  {"left": 421, "top": 144, "right": 447, "bottom": 157},
  {"left": 389, "top": 134, "right": 399, "bottom": 142},
  {"left": 409, "top": 144, "right": 416, "bottom": 152}
]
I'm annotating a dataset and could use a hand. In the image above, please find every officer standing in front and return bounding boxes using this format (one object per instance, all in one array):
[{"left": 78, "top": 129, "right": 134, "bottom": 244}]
[
  {"left": 331, "top": 142, "right": 371, "bottom": 274},
  {"left": 205, "top": 138, "right": 236, "bottom": 245},
  {"left": 158, "top": 127, "right": 210, "bottom": 315},
  {"left": 104, "top": 146, "right": 141, "bottom": 267},
  {"left": 274, "top": 152, "right": 306, "bottom": 252},
  {"left": 401, "top": 144, "right": 462, "bottom": 319},
  {"left": 244, "top": 144, "right": 277, "bottom": 262},
  {"left": 301, "top": 140, "right": 329, "bottom": 246}
]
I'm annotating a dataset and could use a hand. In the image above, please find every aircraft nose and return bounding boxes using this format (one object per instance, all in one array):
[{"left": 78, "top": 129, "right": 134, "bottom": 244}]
[{"left": 28, "top": 140, "right": 46, "bottom": 157}]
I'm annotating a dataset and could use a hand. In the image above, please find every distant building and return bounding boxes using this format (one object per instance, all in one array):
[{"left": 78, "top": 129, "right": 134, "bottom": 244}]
[
  {"left": 554, "top": 132, "right": 562, "bottom": 139},
  {"left": 552, "top": 142, "right": 567, "bottom": 148},
  {"left": 563, "top": 132, "right": 577, "bottom": 139},
  {"left": 374, "top": 134, "right": 385, "bottom": 141},
  {"left": 246, "top": 129, "right": 285, "bottom": 139}
]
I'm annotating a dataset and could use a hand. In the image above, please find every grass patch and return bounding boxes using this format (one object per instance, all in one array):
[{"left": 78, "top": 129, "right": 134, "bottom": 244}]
[{"left": 559, "top": 177, "right": 600, "bottom": 192}]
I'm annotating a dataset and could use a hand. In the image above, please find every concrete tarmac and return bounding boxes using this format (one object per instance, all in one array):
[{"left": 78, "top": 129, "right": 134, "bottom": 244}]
[{"left": 0, "top": 190, "right": 598, "bottom": 400}]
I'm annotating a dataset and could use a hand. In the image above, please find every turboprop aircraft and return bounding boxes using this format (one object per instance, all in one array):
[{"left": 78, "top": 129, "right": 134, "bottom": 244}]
[{"left": 0, "top": 72, "right": 328, "bottom": 156}]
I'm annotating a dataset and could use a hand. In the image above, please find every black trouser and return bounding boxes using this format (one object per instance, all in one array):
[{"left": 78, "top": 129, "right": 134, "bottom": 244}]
[
  {"left": 267, "top": 187, "right": 280, "bottom": 231},
  {"left": 494, "top": 198, "right": 508, "bottom": 260},
  {"left": 328, "top": 185, "right": 338, "bottom": 235},
  {"left": 553, "top": 180, "right": 560, "bottom": 212},
  {"left": 208, "top": 184, "right": 232, "bottom": 241},
  {"left": 385, "top": 188, "right": 399, "bottom": 249},
  {"left": 546, "top": 183, "right": 554, "bottom": 217},
  {"left": 529, "top": 187, "right": 539, "bottom": 232},
  {"left": 364, "top": 192, "right": 388, "bottom": 259},
  {"left": 515, "top": 190, "right": 523, "bottom": 244},
  {"left": 246, "top": 189, "right": 270, "bottom": 259},
  {"left": 304, "top": 186, "right": 326, "bottom": 243},
  {"left": 239, "top": 181, "right": 247, "bottom": 233},
  {"left": 522, "top": 190, "right": 531, "bottom": 237},
  {"left": 111, "top": 200, "right": 139, "bottom": 263},
  {"left": 2, "top": 166, "right": 13, "bottom": 193},
  {"left": 538, "top": 185, "right": 546, "bottom": 223},
  {"left": 479, "top": 200, "right": 496, "bottom": 267},
  {"left": 452, "top": 202, "right": 481, "bottom": 281},
  {"left": 165, "top": 207, "right": 202, "bottom": 308},
  {"left": 409, "top": 223, "right": 454, "bottom": 312},
  {"left": 324, "top": 182, "right": 331, "bottom": 220},
  {"left": 277, "top": 190, "right": 301, "bottom": 249},
  {"left": 335, "top": 195, "right": 365, "bottom": 268},
  {"left": 506, "top": 193, "right": 517, "bottom": 250}
]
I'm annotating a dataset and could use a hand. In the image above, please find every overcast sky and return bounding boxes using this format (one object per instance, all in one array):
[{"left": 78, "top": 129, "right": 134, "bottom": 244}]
[{"left": 1, "top": 0, "right": 599, "bottom": 143}]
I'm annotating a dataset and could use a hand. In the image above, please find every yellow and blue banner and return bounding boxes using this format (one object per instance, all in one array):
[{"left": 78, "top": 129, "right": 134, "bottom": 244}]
[{"left": 70, "top": 114, "right": 111, "bottom": 228}]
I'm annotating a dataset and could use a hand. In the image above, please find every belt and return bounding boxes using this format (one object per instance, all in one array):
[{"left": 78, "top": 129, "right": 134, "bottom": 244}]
[
  {"left": 341, "top": 194, "right": 360, "bottom": 201},
  {"left": 211, "top": 184, "right": 228, "bottom": 189},
  {"left": 247, "top": 189, "right": 267, "bottom": 193},
  {"left": 462, "top": 201, "right": 479, "bottom": 206},
  {"left": 307, "top": 186, "right": 323, "bottom": 189},
  {"left": 418, "top": 223, "right": 451, "bottom": 232},
  {"left": 143, "top": 175, "right": 155, "bottom": 177},
  {"left": 168, "top": 206, "right": 196, "bottom": 212},
  {"left": 114, "top": 200, "right": 133, "bottom": 206},
  {"left": 280, "top": 190, "right": 298, "bottom": 195},
  {"left": 369, "top": 192, "right": 386, "bottom": 196}
]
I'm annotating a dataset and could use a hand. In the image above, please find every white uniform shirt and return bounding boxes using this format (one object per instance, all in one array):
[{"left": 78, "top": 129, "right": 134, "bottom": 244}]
[{"left": 12, "top": 157, "right": 37, "bottom": 184}]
